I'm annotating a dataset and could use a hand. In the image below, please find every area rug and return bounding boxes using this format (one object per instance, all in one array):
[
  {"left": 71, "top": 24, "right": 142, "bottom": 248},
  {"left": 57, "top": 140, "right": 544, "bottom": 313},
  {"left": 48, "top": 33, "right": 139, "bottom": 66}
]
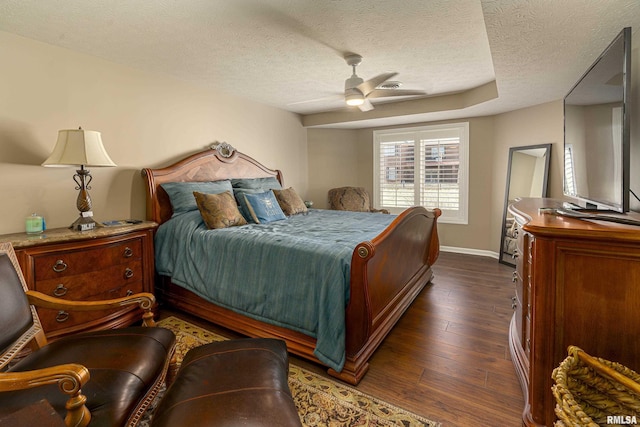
[{"left": 141, "top": 316, "right": 440, "bottom": 427}]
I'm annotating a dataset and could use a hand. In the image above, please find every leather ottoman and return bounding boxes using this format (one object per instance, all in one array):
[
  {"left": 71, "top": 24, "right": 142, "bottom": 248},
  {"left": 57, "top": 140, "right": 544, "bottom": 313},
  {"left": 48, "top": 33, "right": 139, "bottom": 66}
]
[{"left": 151, "top": 338, "right": 302, "bottom": 426}]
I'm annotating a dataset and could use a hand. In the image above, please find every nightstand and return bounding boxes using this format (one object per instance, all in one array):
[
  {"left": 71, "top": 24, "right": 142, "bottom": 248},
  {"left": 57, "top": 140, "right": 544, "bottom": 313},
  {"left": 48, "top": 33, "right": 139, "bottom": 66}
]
[{"left": 0, "top": 221, "right": 157, "bottom": 339}]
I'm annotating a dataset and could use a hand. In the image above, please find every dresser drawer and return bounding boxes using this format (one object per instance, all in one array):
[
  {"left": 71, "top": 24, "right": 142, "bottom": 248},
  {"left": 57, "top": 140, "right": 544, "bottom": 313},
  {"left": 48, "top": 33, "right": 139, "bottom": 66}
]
[
  {"left": 37, "top": 280, "right": 144, "bottom": 332},
  {"left": 35, "top": 261, "right": 143, "bottom": 299},
  {"left": 33, "top": 238, "right": 142, "bottom": 281}
]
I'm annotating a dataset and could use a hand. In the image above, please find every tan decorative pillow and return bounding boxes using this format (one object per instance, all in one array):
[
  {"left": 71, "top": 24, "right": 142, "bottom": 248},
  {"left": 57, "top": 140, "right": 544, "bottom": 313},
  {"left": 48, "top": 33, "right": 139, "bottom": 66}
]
[
  {"left": 273, "top": 187, "right": 308, "bottom": 216},
  {"left": 193, "top": 191, "right": 247, "bottom": 229}
]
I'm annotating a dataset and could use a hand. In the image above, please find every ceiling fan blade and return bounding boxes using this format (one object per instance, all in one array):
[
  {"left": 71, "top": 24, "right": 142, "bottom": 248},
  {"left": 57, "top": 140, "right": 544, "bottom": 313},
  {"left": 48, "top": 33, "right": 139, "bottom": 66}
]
[
  {"left": 367, "top": 89, "right": 427, "bottom": 99},
  {"left": 358, "top": 98, "right": 374, "bottom": 112},
  {"left": 357, "top": 72, "right": 398, "bottom": 96}
]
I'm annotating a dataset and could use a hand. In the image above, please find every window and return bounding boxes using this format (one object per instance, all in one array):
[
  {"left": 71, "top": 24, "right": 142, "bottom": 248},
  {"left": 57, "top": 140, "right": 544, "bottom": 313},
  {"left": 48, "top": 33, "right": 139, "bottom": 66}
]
[
  {"left": 564, "top": 144, "right": 576, "bottom": 195},
  {"left": 373, "top": 123, "right": 469, "bottom": 224}
]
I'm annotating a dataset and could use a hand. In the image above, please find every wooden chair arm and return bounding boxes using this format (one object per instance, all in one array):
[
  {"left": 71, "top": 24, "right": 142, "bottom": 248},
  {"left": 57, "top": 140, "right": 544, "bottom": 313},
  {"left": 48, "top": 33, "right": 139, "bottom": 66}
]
[
  {"left": 0, "top": 364, "right": 91, "bottom": 427},
  {"left": 26, "top": 291, "right": 157, "bottom": 327}
]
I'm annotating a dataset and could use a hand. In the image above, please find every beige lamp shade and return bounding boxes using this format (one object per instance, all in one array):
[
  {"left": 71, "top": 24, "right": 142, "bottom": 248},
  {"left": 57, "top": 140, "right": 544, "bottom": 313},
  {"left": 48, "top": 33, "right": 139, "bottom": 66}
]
[{"left": 42, "top": 128, "right": 116, "bottom": 167}]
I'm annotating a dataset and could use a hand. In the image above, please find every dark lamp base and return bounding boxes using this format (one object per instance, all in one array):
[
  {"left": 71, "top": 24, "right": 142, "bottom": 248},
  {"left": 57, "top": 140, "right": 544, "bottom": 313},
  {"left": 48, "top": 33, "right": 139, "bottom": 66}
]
[{"left": 70, "top": 215, "right": 102, "bottom": 231}]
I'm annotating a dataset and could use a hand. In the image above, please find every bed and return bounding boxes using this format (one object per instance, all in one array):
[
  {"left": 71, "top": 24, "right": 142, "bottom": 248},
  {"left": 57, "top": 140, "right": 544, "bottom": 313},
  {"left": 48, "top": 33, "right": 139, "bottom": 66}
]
[{"left": 142, "top": 143, "right": 440, "bottom": 384}]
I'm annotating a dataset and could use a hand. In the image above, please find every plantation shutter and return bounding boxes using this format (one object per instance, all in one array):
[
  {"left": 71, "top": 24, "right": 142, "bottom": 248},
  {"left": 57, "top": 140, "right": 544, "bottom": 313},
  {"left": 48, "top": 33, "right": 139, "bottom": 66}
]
[
  {"left": 373, "top": 123, "right": 468, "bottom": 224},
  {"left": 420, "top": 135, "right": 460, "bottom": 211},
  {"left": 377, "top": 136, "right": 416, "bottom": 208}
]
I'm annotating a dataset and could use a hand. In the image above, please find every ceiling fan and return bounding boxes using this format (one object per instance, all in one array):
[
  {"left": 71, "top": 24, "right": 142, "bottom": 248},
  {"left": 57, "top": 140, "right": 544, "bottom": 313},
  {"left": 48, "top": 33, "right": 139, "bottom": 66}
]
[
  {"left": 342, "top": 53, "right": 426, "bottom": 111},
  {"left": 288, "top": 54, "right": 426, "bottom": 112}
]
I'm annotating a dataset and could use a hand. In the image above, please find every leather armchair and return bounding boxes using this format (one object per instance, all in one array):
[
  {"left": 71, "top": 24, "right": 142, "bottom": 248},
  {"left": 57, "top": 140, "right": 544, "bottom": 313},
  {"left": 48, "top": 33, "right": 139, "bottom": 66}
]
[{"left": 0, "top": 242, "right": 176, "bottom": 427}]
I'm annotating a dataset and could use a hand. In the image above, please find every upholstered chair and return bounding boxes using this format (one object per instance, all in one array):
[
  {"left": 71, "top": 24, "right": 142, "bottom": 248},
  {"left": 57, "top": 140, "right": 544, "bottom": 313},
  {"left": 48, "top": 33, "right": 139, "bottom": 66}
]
[
  {"left": 328, "top": 186, "right": 390, "bottom": 214},
  {"left": 0, "top": 242, "right": 176, "bottom": 427}
]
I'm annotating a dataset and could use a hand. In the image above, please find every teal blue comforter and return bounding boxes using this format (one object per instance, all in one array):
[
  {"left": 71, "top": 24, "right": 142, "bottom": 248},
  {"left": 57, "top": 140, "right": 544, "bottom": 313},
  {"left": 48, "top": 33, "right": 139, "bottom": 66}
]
[{"left": 154, "top": 209, "right": 395, "bottom": 372}]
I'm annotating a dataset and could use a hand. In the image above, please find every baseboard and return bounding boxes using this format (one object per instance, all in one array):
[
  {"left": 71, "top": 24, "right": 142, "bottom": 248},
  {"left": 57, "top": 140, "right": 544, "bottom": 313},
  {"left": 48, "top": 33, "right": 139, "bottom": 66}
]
[{"left": 440, "top": 245, "right": 499, "bottom": 259}]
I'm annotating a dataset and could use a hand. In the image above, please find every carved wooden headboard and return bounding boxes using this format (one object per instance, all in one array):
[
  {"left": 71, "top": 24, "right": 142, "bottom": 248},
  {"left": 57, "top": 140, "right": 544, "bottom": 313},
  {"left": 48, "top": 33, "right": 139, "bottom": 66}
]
[{"left": 141, "top": 143, "right": 283, "bottom": 225}]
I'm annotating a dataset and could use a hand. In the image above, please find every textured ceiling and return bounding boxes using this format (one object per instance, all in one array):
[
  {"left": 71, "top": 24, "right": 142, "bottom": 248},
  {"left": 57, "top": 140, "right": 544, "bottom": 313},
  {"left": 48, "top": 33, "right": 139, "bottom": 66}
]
[{"left": 0, "top": 0, "right": 638, "bottom": 128}]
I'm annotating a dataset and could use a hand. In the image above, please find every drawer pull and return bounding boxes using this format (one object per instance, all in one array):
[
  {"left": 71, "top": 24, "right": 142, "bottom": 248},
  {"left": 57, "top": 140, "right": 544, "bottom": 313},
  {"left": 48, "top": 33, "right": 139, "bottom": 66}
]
[
  {"left": 56, "top": 311, "right": 70, "bottom": 323},
  {"left": 512, "top": 271, "right": 518, "bottom": 282},
  {"left": 126, "top": 289, "right": 134, "bottom": 296},
  {"left": 53, "top": 284, "right": 68, "bottom": 297},
  {"left": 511, "top": 296, "right": 517, "bottom": 310},
  {"left": 123, "top": 247, "right": 134, "bottom": 258},
  {"left": 52, "top": 260, "right": 68, "bottom": 273},
  {"left": 512, "top": 249, "right": 519, "bottom": 259},
  {"left": 124, "top": 268, "right": 134, "bottom": 279}
]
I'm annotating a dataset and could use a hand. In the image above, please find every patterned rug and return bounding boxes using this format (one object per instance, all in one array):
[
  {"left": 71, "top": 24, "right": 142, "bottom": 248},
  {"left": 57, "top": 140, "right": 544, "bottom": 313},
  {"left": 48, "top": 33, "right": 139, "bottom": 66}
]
[{"left": 141, "top": 316, "right": 440, "bottom": 427}]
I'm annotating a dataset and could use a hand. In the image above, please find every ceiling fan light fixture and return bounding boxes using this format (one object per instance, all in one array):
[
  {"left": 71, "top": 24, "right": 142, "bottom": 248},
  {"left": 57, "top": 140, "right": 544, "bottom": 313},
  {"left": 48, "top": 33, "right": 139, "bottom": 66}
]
[
  {"left": 346, "top": 95, "right": 364, "bottom": 106},
  {"left": 345, "top": 85, "right": 365, "bottom": 106},
  {"left": 345, "top": 88, "right": 364, "bottom": 106}
]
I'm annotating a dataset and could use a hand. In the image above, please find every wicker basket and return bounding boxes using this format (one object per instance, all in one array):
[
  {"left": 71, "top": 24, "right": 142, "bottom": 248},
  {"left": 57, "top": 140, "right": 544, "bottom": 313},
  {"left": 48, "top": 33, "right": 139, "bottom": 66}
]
[{"left": 552, "top": 346, "right": 640, "bottom": 426}]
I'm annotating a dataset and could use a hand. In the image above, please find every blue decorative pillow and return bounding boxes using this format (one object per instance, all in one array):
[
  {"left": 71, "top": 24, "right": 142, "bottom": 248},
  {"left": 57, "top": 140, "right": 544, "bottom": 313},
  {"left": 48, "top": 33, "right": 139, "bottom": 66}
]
[
  {"left": 231, "top": 177, "right": 282, "bottom": 191},
  {"left": 232, "top": 177, "right": 282, "bottom": 222},
  {"left": 243, "top": 190, "right": 287, "bottom": 223},
  {"left": 161, "top": 180, "right": 233, "bottom": 217}
]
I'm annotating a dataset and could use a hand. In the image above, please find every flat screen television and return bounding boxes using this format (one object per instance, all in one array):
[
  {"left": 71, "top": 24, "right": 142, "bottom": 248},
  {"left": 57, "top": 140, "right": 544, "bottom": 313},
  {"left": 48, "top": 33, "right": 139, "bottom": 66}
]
[{"left": 563, "top": 27, "right": 632, "bottom": 213}]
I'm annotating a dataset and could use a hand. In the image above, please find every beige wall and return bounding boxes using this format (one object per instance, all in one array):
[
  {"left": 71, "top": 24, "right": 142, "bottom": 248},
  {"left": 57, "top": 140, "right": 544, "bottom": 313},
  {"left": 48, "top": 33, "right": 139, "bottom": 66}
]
[
  {"left": 491, "top": 101, "right": 564, "bottom": 252},
  {"left": 306, "top": 129, "right": 360, "bottom": 208},
  {"left": 0, "top": 31, "right": 307, "bottom": 235}
]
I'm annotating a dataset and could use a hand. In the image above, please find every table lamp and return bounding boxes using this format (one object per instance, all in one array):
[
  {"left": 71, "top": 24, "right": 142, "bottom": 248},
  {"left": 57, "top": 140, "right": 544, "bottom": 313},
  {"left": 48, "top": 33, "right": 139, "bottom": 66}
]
[{"left": 42, "top": 127, "right": 116, "bottom": 230}]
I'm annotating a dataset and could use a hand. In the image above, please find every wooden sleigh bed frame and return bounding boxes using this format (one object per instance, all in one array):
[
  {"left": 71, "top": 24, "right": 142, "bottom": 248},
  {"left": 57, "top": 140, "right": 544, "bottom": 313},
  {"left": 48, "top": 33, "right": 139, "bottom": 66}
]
[{"left": 142, "top": 143, "right": 441, "bottom": 384}]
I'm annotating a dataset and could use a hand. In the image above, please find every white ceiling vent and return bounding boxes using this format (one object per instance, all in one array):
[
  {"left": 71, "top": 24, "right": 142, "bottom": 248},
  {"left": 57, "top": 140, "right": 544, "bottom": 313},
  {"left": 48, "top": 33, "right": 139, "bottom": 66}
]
[{"left": 377, "top": 81, "right": 403, "bottom": 90}]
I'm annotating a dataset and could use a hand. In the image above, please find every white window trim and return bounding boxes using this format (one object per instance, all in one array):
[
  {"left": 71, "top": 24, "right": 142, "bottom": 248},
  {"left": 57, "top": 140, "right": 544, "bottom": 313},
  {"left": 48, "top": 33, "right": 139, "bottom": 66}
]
[{"left": 373, "top": 122, "right": 469, "bottom": 224}]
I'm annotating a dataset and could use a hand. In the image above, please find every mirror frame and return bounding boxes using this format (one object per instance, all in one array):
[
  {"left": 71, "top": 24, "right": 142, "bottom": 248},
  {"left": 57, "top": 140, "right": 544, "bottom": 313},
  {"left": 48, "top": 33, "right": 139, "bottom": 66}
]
[{"left": 499, "top": 143, "right": 552, "bottom": 267}]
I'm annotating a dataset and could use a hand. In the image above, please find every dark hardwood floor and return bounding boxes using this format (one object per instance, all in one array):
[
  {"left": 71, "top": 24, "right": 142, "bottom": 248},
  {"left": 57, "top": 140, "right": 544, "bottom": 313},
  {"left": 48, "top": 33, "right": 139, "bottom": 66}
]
[{"left": 160, "top": 251, "right": 524, "bottom": 426}]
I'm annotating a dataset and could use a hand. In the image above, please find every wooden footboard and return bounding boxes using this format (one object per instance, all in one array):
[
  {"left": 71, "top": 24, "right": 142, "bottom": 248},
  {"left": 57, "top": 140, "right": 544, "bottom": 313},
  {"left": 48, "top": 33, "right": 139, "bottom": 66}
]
[
  {"left": 336, "top": 206, "right": 440, "bottom": 383},
  {"left": 142, "top": 145, "right": 440, "bottom": 384}
]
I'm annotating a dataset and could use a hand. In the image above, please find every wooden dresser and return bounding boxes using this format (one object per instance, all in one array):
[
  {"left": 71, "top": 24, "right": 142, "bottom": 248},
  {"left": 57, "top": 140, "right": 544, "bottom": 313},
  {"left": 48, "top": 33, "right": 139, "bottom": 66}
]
[
  {"left": 0, "top": 222, "right": 157, "bottom": 339},
  {"left": 508, "top": 198, "right": 640, "bottom": 426}
]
